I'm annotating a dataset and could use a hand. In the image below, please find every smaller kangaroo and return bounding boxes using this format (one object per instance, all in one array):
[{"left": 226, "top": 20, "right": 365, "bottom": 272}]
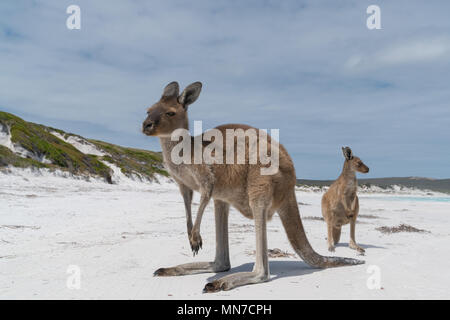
[{"left": 321, "top": 147, "right": 369, "bottom": 254}]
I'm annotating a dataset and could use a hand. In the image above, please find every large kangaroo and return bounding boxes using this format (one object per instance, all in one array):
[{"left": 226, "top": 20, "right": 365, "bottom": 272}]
[
  {"left": 321, "top": 147, "right": 369, "bottom": 254},
  {"left": 142, "top": 82, "right": 364, "bottom": 292}
]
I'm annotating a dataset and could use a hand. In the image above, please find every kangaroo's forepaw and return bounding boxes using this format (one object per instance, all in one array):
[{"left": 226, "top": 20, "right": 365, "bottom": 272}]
[
  {"left": 203, "top": 280, "right": 227, "bottom": 293},
  {"left": 190, "top": 232, "right": 203, "bottom": 256},
  {"left": 328, "top": 245, "right": 335, "bottom": 252}
]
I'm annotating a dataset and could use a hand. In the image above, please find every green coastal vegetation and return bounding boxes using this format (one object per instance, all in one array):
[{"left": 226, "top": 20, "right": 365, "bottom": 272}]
[{"left": 0, "top": 111, "right": 167, "bottom": 183}]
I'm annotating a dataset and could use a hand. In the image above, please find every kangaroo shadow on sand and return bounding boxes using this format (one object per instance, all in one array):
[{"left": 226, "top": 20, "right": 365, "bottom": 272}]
[
  {"left": 206, "top": 243, "right": 386, "bottom": 283},
  {"left": 335, "top": 242, "right": 386, "bottom": 249},
  {"left": 207, "top": 260, "right": 326, "bottom": 283}
]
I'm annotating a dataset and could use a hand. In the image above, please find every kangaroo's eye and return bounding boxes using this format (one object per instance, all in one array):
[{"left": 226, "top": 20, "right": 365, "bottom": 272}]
[{"left": 166, "top": 112, "right": 176, "bottom": 117}]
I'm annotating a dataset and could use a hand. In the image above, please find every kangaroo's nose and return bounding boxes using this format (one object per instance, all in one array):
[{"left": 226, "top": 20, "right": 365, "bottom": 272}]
[{"left": 143, "top": 120, "right": 155, "bottom": 132}]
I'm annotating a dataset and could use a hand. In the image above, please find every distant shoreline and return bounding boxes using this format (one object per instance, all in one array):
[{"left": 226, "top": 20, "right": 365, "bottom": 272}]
[{"left": 297, "top": 177, "right": 450, "bottom": 194}]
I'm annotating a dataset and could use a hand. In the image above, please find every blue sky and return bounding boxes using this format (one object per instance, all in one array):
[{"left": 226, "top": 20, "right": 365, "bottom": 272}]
[{"left": 1, "top": 1, "right": 449, "bottom": 179}]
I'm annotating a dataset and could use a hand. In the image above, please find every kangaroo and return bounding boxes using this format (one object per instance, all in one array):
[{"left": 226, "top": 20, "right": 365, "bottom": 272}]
[
  {"left": 142, "top": 82, "right": 364, "bottom": 292},
  {"left": 321, "top": 147, "right": 369, "bottom": 254}
]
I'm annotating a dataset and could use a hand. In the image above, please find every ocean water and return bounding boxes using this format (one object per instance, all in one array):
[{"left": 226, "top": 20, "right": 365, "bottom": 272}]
[{"left": 364, "top": 196, "right": 450, "bottom": 203}]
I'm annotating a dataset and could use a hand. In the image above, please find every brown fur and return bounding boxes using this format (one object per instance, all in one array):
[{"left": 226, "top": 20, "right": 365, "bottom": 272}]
[
  {"left": 321, "top": 147, "right": 369, "bottom": 254},
  {"left": 143, "top": 82, "right": 364, "bottom": 292}
]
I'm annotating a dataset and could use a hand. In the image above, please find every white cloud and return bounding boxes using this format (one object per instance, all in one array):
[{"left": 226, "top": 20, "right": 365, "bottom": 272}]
[
  {"left": 347, "top": 37, "right": 450, "bottom": 70},
  {"left": 379, "top": 38, "right": 450, "bottom": 64}
]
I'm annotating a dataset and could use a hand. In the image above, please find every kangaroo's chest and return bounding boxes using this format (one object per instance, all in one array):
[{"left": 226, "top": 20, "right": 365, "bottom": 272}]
[
  {"left": 339, "top": 192, "right": 357, "bottom": 212},
  {"left": 164, "top": 160, "right": 201, "bottom": 191},
  {"left": 331, "top": 186, "right": 358, "bottom": 223}
]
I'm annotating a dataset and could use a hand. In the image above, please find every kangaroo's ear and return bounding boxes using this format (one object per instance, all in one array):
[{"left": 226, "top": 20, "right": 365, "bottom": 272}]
[
  {"left": 178, "top": 82, "right": 202, "bottom": 108},
  {"left": 342, "top": 146, "right": 353, "bottom": 160},
  {"left": 161, "top": 81, "right": 179, "bottom": 99}
]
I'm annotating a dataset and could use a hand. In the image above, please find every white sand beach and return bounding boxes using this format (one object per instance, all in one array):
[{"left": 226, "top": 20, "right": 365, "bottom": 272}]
[{"left": 1, "top": 168, "right": 449, "bottom": 299}]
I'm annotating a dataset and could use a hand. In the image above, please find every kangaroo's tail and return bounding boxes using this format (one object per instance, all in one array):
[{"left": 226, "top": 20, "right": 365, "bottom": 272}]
[{"left": 278, "top": 191, "right": 364, "bottom": 268}]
